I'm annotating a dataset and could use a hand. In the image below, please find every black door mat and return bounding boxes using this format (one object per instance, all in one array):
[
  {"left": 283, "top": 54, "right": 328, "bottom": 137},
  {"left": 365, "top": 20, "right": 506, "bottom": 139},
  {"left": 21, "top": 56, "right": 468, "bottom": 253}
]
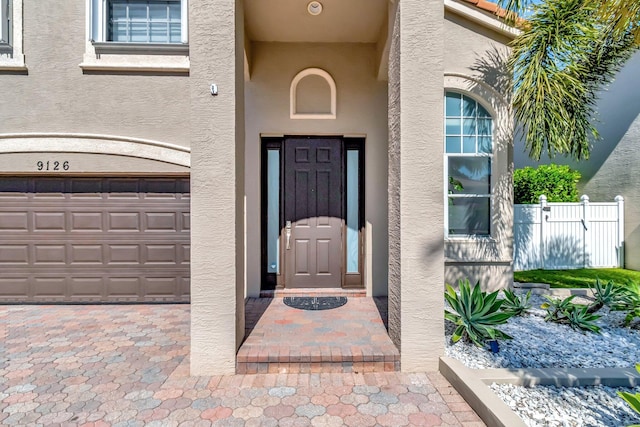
[{"left": 283, "top": 296, "right": 347, "bottom": 311}]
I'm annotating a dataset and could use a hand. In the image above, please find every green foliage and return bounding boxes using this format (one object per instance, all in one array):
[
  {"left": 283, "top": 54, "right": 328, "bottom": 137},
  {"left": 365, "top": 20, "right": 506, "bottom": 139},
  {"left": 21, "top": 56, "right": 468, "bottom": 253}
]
[
  {"left": 444, "top": 279, "right": 515, "bottom": 347},
  {"left": 610, "top": 281, "right": 640, "bottom": 326},
  {"left": 617, "top": 363, "right": 640, "bottom": 427},
  {"left": 588, "top": 278, "right": 626, "bottom": 313},
  {"left": 541, "top": 295, "right": 601, "bottom": 333},
  {"left": 502, "top": 0, "right": 638, "bottom": 160},
  {"left": 542, "top": 295, "right": 578, "bottom": 321},
  {"left": 566, "top": 304, "right": 601, "bottom": 333},
  {"left": 514, "top": 164, "right": 581, "bottom": 204},
  {"left": 514, "top": 268, "right": 640, "bottom": 289},
  {"left": 500, "top": 289, "right": 532, "bottom": 316}
]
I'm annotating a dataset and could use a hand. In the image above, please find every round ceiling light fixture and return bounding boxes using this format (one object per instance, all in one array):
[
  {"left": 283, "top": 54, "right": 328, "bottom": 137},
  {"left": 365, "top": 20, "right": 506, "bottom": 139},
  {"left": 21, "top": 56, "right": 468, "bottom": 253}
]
[{"left": 307, "top": 1, "right": 323, "bottom": 16}]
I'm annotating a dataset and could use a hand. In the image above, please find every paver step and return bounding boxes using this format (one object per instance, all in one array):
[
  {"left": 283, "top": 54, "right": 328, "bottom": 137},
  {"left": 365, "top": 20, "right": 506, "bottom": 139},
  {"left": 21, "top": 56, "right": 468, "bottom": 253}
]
[
  {"left": 238, "top": 296, "right": 399, "bottom": 374},
  {"left": 237, "top": 345, "right": 400, "bottom": 374}
]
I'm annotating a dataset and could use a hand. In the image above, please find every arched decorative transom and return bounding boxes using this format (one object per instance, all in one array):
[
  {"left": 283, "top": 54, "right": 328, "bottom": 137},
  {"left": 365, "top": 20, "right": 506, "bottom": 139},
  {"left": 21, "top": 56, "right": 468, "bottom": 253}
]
[{"left": 290, "top": 68, "right": 337, "bottom": 119}]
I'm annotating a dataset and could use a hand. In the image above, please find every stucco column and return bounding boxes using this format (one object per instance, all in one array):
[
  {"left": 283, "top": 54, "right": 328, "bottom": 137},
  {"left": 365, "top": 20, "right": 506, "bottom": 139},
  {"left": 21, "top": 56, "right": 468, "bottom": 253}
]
[
  {"left": 189, "top": 0, "right": 245, "bottom": 375},
  {"left": 388, "top": 0, "right": 445, "bottom": 372}
]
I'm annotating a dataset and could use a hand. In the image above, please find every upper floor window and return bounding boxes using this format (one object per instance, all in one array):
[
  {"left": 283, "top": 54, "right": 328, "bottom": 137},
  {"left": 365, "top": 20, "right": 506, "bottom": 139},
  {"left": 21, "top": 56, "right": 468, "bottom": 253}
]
[
  {"left": 91, "top": 0, "right": 188, "bottom": 45},
  {"left": 109, "top": 0, "right": 181, "bottom": 43},
  {"left": 1, "top": 0, "right": 10, "bottom": 50},
  {"left": 445, "top": 92, "right": 493, "bottom": 237},
  {"left": 0, "top": 0, "right": 25, "bottom": 70}
]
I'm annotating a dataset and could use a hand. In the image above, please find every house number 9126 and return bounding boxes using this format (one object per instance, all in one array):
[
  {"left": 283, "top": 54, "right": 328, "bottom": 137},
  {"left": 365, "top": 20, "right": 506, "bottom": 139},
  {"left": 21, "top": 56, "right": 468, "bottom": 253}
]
[{"left": 36, "top": 161, "right": 70, "bottom": 171}]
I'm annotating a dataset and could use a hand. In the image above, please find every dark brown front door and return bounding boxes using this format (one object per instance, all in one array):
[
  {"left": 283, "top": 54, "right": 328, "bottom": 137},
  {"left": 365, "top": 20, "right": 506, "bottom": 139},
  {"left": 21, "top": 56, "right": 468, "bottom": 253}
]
[{"left": 284, "top": 138, "right": 343, "bottom": 288}]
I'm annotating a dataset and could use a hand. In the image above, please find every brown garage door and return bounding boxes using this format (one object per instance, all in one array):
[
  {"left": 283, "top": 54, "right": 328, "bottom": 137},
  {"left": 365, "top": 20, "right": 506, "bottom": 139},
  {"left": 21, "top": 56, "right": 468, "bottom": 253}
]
[{"left": 0, "top": 177, "right": 190, "bottom": 303}]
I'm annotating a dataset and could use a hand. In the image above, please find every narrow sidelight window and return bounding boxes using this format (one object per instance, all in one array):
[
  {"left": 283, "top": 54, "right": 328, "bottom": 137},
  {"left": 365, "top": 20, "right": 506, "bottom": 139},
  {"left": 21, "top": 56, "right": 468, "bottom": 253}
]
[
  {"left": 346, "top": 149, "right": 359, "bottom": 272},
  {"left": 266, "top": 149, "right": 280, "bottom": 274}
]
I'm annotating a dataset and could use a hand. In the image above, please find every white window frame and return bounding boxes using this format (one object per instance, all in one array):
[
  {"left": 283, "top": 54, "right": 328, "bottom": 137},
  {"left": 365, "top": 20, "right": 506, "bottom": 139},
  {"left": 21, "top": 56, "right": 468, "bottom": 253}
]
[
  {"left": 0, "top": 0, "right": 9, "bottom": 46},
  {"left": 444, "top": 91, "right": 493, "bottom": 238},
  {"left": 0, "top": 0, "right": 25, "bottom": 70},
  {"left": 81, "top": 0, "right": 189, "bottom": 72},
  {"left": 90, "top": 0, "right": 188, "bottom": 45}
]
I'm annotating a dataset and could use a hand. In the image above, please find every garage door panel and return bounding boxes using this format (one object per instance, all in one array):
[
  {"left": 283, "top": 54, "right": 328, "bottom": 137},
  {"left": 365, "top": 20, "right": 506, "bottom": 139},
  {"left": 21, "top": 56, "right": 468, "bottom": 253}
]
[
  {"left": 108, "top": 212, "right": 140, "bottom": 231},
  {"left": 0, "top": 244, "right": 29, "bottom": 264},
  {"left": 33, "top": 277, "right": 66, "bottom": 297},
  {"left": 71, "top": 245, "right": 104, "bottom": 264},
  {"left": 34, "top": 245, "right": 66, "bottom": 264},
  {"left": 181, "top": 244, "right": 190, "bottom": 263},
  {"left": 145, "top": 244, "right": 177, "bottom": 264},
  {"left": 0, "top": 278, "right": 30, "bottom": 297},
  {"left": 71, "top": 212, "right": 103, "bottom": 230},
  {"left": 0, "top": 212, "right": 29, "bottom": 231},
  {"left": 108, "top": 244, "right": 141, "bottom": 264},
  {"left": 34, "top": 212, "right": 66, "bottom": 230},
  {"left": 143, "top": 277, "right": 178, "bottom": 297},
  {"left": 69, "top": 277, "right": 104, "bottom": 299},
  {"left": 0, "top": 177, "right": 190, "bottom": 303},
  {"left": 145, "top": 212, "right": 177, "bottom": 230},
  {"left": 106, "top": 277, "right": 141, "bottom": 298}
]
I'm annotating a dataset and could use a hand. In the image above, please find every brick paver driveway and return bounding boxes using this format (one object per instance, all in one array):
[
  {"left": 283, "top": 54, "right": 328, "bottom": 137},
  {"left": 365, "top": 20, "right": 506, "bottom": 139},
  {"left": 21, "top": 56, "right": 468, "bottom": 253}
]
[{"left": 0, "top": 305, "right": 484, "bottom": 426}]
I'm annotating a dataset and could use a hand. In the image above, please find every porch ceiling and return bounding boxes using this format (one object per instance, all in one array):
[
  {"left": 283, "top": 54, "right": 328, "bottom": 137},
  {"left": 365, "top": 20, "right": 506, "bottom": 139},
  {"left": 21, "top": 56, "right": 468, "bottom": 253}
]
[{"left": 244, "top": 0, "right": 388, "bottom": 43}]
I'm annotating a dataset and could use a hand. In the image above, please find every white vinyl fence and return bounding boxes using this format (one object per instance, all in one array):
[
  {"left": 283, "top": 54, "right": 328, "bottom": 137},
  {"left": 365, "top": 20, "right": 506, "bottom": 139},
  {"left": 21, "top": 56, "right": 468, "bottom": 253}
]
[{"left": 514, "top": 195, "right": 625, "bottom": 271}]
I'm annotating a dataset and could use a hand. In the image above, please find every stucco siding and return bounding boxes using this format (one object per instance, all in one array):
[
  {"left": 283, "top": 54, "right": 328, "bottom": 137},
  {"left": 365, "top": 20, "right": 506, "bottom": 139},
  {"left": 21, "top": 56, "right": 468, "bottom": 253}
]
[
  {"left": 0, "top": 0, "right": 190, "bottom": 149},
  {"left": 444, "top": 11, "right": 512, "bottom": 77},
  {"left": 397, "top": 0, "right": 445, "bottom": 372},
  {"left": 244, "top": 42, "right": 389, "bottom": 297},
  {"left": 189, "top": 0, "right": 244, "bottom": 375},
  {"left": 387, "top": 0, "right": 402, "bottom": 351}
]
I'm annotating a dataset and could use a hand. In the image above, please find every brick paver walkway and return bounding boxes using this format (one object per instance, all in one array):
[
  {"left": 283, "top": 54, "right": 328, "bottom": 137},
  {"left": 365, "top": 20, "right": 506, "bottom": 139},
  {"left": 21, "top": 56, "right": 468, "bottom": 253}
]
[
  {"left": 0, "top": 305, "right": 484, "bottom": 426},
  {"left": 238, "top": 298, "right": 400, "bottom": 373}
]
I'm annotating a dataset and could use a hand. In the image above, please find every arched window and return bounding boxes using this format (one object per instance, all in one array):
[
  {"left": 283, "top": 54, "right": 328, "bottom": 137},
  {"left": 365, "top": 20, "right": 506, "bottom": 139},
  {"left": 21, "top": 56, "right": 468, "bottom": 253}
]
[{"left": 445, "top": 92, "right": 493, "bottom": 236}]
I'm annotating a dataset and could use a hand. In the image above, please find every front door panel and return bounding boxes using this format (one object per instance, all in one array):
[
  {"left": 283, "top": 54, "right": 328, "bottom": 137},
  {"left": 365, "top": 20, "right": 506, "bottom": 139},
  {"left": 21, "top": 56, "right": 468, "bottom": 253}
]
[{"left": 284, "top": 138, "right": 343, "bottom": 288}]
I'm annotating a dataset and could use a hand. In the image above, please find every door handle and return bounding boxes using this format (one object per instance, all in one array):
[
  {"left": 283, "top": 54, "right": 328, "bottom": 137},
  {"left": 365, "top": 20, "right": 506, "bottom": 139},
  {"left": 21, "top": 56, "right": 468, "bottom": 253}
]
[{"left": 285, "top": 220, "right": 292, "bottom": 250}]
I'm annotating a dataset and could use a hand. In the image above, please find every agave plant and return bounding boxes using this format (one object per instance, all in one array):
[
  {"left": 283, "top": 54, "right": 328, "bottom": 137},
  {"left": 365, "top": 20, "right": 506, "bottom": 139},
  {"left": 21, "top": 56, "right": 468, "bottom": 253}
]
[
  {"left": 618, "top": 363, "right": 640, "bottom": 427},
  {"left": 610, "top": 281, "right": 640, "bottom": 326},
  {"left": 589, "top": 278, "right": 625, "bottom": 313},
  {"left": 501, "top": 289, "right": 532, "bottom": 316},
  {"left": 444, "top": 279, "right": 514, "bottom": 347},
  {"left": 541, "top": 295, "right": 578, "bottom": 322},
  {"left": 542, "top": 295, "right": 601, "bottom": 333},
  {"left": 566, "top": 304, "right": 601, "bottom": 333}
]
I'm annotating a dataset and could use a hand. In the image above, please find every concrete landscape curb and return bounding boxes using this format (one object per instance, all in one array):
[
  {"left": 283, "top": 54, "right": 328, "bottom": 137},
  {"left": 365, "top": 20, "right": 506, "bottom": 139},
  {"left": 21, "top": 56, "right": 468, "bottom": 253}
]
[
  {"left": 440, "top": 356, "right": 640, "bottom": 426},
  {"left": 440, "top": 357, "right": 527, "bottom": 427},
  {"left": 477, "top": 367, "right": 640, "bottom": 387}
]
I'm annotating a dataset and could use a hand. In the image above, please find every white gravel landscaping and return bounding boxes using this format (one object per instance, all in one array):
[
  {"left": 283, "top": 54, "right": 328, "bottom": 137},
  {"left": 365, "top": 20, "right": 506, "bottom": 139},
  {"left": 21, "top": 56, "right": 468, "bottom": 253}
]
[
  {"left": 490, "top": 383, "right": 640, "bottom": 427},
  {"left": 445, "top": 291, "right": 640, "bottom": 427},
  {"left": 445, "top": 293, "right": 640, "bottom": 369}
]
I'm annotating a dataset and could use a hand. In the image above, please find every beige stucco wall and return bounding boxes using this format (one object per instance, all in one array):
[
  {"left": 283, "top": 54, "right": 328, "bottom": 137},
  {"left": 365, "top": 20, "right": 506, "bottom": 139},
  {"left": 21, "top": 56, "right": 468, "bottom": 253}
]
[
  {"left": 388, "top": 0, "right": 445, "bottom": 372},
  {"left": 443, "top": 11, "right": 514, "bottom": 291},
  {"left": 0, "top": 0, "right": 190, "bottom": 173},
  {"left": 189, "top": 0, "right": 245, "bottom": 375},
  {"left": 244, "top": 42, "right": 389, "bottom": 297}
]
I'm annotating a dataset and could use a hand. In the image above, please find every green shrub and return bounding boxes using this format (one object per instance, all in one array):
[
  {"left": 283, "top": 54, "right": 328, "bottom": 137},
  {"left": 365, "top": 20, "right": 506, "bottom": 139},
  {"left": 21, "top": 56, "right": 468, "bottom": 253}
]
[
  {"left": 589, "top": 278, "right": 626, "bottom": 313},
  {"left": 500, "top": 289, "right": 532, "bottom": 316},
  {"left": 610, "top": 281, "right": 640, "bottom": 326},
  {"left": 514, "top": 164, "right": 581, "bottom": 204},
  {"left": 541, "top": 295, "right": 601, "bottom": 333},
  {"left": 444, "top": 279, "right": 515, "bottom": 347}
]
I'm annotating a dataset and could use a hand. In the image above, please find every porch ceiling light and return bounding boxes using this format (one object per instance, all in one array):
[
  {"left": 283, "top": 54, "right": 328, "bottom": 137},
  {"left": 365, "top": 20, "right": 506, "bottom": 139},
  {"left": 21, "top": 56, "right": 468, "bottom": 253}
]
[{"left": 307, "top": 1, "right": 323, "bottom": 16}]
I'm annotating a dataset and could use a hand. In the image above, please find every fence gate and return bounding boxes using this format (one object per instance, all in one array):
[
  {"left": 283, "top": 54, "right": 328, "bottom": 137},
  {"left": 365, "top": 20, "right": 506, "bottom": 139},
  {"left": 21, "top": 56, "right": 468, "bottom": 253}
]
[{"left": 513, "top": 195, "right": 624, "bottom": 271}]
